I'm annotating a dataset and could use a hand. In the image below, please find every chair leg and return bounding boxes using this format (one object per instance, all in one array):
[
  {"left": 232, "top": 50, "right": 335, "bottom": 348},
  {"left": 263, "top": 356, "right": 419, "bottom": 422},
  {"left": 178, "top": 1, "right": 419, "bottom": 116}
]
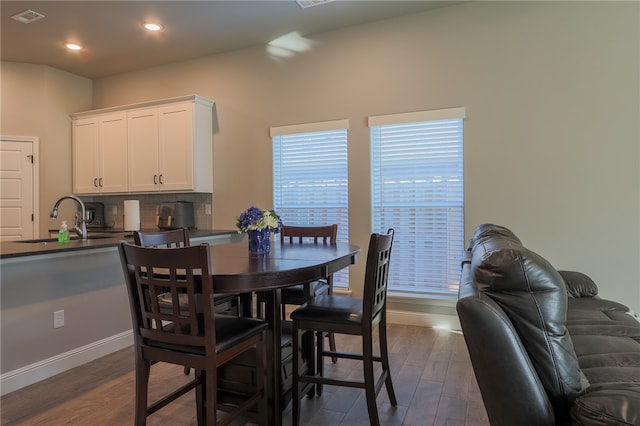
[
  {"left": 328, "top": 332, "right": 338, "bottom": 363},
  {"left": 255, "top": 336, "right": 268, "bottom": 426},
  {"left": 205, "top": 367, "right": 216, "bottom": 425},
  {"left": 316, "top": 330, "right": 324, "bottom": 396},
  {"left": 292, "top": 325, "right": 301, "bottom": 426},
  {"left": 134, "top": 357, "right": 151, "bottom": 426},
  {"left": 302, "top": 329, "right": 316, "bottom": 398},
  {"left": 195, "top": 369, "right": 205, "bottom": 425},
  {"left": 363, "top": 333, "right": 381, "bottom": 426},
  {"left": 256, "top": 292, "right": 263, "bottom": 318},
  {"left": 379, "top": 318, "right": 398, "bottom": 406},
  {"left": 325, "top": 282, "right": 337, "bottom": 362}
]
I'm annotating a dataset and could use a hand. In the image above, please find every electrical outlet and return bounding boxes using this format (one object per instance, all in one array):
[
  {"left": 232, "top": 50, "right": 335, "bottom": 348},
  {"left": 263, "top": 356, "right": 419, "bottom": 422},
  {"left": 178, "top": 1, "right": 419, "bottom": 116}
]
[
  {"left": 205, "top": 204, "right": 212, "bottom": 215},
  {"left": 53, "top": 310, "right": 64, "bottom": 328},
  {"left": 111, "top": 205, "right": 117, "bottom": 216}
]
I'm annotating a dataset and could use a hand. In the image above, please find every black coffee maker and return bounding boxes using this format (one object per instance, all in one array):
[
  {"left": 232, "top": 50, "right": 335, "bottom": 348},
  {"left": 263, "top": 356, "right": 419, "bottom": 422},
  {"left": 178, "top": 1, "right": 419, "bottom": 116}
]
[{"left": 84, "top": 202, "right": 108, "bottom": 228}]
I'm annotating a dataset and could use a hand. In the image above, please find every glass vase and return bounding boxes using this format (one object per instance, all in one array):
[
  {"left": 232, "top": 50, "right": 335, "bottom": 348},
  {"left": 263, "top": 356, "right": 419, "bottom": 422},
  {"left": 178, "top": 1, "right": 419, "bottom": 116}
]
[{"left": 248, "top": 229, "right": 270, "bottom": 254}]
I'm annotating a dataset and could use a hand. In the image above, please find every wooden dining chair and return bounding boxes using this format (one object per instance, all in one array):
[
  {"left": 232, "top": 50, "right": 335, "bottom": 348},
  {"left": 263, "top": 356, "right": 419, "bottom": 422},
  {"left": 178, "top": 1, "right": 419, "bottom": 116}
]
[
  {"left": 118, "top": 242, "right": 268, "bottom": 426},
  {"left": 134, "top": 229, "right": 244, "bottom": 376},
  {"left": 277, "top": 224, "right": 339, "bottom": 361},
  {"left": 133, "top": 228, "right": 190, "bottom": 248},
  {"left": 134, "top": 229, "right": 242, "bottom": 316},
  {"left": 254, "top": 225, "right": 336, "bottom": 313},
  {"left": 290, "top": 229, "right": 397, "bottom": 426},
  {"left": 279, "top": 224, "right": 337, "bottom": 311}
]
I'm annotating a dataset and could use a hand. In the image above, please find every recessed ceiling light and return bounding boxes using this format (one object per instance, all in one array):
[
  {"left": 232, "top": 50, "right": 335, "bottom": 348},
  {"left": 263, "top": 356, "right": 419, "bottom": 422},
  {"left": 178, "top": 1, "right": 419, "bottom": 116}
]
[
  {"left": 65, "top": 43, "right": 82, "bottom": 51},
  {"left": 144, "top": 23, "right": 163, "bottom": 32}
]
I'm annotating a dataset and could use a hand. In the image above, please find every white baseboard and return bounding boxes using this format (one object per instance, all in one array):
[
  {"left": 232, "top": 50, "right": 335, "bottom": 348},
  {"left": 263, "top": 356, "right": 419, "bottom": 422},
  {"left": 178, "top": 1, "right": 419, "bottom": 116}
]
[
  {"left": 387, "top": 309, "right": 461, "bottom": 331},
  {"left": 1, "top": 330, "right": 133, "bottom": 396},
  {"left": 0, "top": 311, "right": 460, "bottom": 396}
]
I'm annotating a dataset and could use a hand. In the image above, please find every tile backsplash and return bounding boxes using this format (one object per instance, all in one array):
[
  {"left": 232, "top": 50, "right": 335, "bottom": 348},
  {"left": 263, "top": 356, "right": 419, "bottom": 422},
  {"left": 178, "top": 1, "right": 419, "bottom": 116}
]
[{"left": 79, "top": 193, "right": 213, "bottom": 230}]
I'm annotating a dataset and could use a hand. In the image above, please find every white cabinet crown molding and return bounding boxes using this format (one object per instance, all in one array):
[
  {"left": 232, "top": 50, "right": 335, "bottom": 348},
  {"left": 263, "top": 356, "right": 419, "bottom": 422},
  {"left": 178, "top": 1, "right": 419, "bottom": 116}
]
[{"left": 70, "top": 94, "right": 214, "bottom": 119}]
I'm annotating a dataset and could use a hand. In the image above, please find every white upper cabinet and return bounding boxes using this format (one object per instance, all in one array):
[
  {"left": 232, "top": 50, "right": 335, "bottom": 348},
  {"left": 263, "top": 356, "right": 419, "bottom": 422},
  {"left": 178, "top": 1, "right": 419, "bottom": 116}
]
[
  {"left": 128, "top": 101, "right": 201, "bottom": 192},
  {"left": 72, "top": 112, "right": 128, "bottom": 194},
  {"left": 127, "top": 107, "right": 160, "bottom": 192},
  {"left": 71, "top": 95, "right": 214, "bottom": 194},
  {"left": 158, "top": 102, "right": 195, "bottom": 191}
]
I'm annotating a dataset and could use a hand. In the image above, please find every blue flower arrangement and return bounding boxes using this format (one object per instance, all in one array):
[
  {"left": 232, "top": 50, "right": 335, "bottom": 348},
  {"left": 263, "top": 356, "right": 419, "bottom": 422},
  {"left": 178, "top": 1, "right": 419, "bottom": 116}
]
[{"left": 236, "top": 206, "right": 282, "bottom": 233}]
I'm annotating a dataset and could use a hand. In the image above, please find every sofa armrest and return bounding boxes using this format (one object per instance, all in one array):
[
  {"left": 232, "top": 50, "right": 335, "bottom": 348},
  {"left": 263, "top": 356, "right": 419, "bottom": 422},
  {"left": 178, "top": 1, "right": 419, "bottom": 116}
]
[
  {"left": 558, "top": 270, "right": 598, "bottom": 298},
  {"left": 571, "top": 383, "right": 640, "bottom": 425},
  {"left": 457, "top": 295, "right": 557, "bottom": 425}
]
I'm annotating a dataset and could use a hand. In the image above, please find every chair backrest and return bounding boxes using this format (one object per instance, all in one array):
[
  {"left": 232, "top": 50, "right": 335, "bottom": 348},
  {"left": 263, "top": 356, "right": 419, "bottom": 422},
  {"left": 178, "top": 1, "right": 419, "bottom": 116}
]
[
  {"left": 118, "top": 242, "right": 215, "bottom": 351},
  {"left": 280, "top": 224, "right": 337, "bottom": 245},
  {"left": 133, "top": 228, "right": 190, "bottom": 248},
  {"left": 362, "top": 229, "right": 394, "bottom": 325}
]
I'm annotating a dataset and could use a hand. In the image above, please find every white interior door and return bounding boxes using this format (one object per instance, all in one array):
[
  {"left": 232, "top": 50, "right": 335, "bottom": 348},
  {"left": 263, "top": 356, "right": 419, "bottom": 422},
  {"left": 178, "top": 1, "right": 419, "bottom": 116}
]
[{"left": 0, "top": 136, "right": 39, "bottom": 241}]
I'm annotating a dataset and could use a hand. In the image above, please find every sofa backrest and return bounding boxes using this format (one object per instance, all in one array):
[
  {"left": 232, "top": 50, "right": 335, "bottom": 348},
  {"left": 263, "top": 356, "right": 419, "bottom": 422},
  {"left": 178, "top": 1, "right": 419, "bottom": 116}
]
[{"left": 458, "top": 224, "right": 586, "bottom": 425}]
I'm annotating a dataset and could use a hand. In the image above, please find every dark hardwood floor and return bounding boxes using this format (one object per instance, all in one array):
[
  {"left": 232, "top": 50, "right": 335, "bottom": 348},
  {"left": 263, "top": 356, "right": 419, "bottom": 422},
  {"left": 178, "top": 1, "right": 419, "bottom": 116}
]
[{"left": 1, "top": 324, "right": 489, "bottom": 426}]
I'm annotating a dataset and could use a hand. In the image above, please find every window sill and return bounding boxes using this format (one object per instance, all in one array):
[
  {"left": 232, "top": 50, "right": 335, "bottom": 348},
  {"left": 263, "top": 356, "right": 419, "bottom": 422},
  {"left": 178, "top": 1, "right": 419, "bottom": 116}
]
[
  {"left": 388, "top": 290, "right": 457, "bottom": 305},
  {"left": 387, "top": 291, "right": 460, "bottom": 330},
  {"left": 333, "top": 287, "right": 352, "bottom": 296}
]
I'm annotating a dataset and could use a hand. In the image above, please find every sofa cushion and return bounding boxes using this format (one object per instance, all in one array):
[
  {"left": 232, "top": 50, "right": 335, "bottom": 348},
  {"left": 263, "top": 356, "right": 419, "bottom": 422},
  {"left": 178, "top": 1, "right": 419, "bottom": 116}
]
[
  {"left": 572, "top": 335, "right": 640, "bottom": 357},
  {"left": 577, "top": 352, "right": 640, "bottom": 370},
  {"left": 567, "top": 297, "right": 633, "bottom": 321},
  {"left": 571, "top": 383, "right": 640, "bottom": 425},
  {"left": 470, "top": 227, "right": 585, "bottom": 419},
  {"left": 570, "top": 333, "right": 640, "bottom": 385},
  {"left": 568, "top": 321, "right": 640, "bottom": 337}
]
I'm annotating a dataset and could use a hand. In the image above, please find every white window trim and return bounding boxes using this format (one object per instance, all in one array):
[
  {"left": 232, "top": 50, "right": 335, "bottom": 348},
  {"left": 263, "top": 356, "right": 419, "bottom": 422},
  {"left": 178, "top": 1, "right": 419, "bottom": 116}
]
[
  {"left": 270, "top": 119, "right": 350, "bottom": 136},
  {"left": 368, "top": 107, "right": 466, "bottom": 126}
]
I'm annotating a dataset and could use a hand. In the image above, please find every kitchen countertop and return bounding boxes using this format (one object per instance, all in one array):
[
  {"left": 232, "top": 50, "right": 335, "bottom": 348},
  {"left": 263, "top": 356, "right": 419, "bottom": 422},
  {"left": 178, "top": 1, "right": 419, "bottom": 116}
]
[{"left": 0, "top": 229, "right": 238, "bottom": 259}]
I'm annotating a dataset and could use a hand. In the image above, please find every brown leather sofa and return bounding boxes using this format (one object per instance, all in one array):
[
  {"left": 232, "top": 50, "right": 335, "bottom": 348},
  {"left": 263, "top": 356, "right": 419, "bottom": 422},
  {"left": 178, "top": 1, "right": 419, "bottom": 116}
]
[{"left": 457, "top": 224, "right": 640, "bottom": 425}]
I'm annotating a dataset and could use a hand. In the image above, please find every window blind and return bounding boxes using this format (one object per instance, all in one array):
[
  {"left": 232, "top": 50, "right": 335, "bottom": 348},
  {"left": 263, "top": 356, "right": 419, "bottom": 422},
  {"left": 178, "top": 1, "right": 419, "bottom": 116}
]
[
  {"left": 272, "top": 126, "right": 349, "bottom": 287},
  {"left": 370, "top": 110, "right": 464, "bottom": 298}
]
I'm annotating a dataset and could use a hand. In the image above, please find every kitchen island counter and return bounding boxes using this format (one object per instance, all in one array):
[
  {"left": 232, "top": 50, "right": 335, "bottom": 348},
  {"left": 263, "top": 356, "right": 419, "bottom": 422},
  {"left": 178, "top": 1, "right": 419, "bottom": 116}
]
[
  {"left": 0, "top": 229, "right": 237, "bottom": 259},
  {"left": 0, "top": 228, "right": 240, "bottom": 395}
]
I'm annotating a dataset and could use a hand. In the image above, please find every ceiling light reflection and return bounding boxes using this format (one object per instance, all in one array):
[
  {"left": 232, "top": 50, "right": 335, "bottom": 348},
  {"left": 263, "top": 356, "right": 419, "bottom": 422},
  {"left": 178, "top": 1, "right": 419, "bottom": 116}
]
[
  {"left": 267, "top": 45, "right": 294, "bottom": 58},
  {"left": 267, "top": 32, "right": 315, "bottom": 58}
]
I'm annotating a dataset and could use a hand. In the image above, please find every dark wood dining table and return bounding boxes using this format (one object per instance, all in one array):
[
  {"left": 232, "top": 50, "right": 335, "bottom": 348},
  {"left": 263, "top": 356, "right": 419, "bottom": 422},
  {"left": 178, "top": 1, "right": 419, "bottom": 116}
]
[{"left": 207, "top": 240, "right": 360, "bottom": 426}]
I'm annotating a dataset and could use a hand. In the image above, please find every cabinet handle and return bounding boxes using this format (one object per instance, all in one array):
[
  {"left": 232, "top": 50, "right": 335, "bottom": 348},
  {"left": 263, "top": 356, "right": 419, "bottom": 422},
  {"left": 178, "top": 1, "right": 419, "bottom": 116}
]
[
  {"left": 159, "top": 174, "right": 164, "bottom": 184},
  {"left": 154, "top": 174, "right": 158, "bottom": 184},
  {"left": 94, "top": 178, "right": 98, "bottom": 188},
  {"left": 99, "top": 178, "right": 103, "bottom": 187}
]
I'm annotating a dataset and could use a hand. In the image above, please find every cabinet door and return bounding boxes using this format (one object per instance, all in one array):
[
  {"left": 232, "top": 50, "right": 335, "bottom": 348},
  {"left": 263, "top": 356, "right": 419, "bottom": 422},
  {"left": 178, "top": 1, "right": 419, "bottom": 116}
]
[
  {"left": 99, "top": 113, "right": 128, "bottom": 193},
  {"left": 127, "top": 108, "right": 159, "bottom": 192},
  {"left": 158, "top": 102, "right": 194, "bottom": 191},
  {"left": 73, "top": 118, "right": 100, "bottom": 194}
]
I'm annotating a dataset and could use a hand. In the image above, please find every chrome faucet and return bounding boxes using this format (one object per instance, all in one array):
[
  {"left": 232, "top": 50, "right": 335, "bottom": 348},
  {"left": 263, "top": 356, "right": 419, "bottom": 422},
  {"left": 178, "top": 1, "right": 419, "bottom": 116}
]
[{"left": 50, "top": 195, "right": 88, "bottom": 240}]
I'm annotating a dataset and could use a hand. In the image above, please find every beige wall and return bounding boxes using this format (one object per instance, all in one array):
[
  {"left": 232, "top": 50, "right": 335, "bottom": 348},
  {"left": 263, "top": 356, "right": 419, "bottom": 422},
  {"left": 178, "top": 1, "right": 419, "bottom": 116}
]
[
  {"left": 2, "top": 2, "right": 639, "bottom": 311},
  {"left": 1, "top": 62, "right": 92, "bottom": 237}
]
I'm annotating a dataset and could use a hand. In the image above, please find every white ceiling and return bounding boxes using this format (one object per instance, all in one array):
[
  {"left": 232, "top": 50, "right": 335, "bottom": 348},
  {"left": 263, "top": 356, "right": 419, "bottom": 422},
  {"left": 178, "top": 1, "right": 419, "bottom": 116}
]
[{"left": 1, "top": 1, "right": 461, "bottom": 79}]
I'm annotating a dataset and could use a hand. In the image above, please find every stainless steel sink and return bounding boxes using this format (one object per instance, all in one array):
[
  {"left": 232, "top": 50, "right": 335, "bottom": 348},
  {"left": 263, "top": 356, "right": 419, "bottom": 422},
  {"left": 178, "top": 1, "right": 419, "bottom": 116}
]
[{"left": 20, "top": 235, "right": 114, "bottom": 243}]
